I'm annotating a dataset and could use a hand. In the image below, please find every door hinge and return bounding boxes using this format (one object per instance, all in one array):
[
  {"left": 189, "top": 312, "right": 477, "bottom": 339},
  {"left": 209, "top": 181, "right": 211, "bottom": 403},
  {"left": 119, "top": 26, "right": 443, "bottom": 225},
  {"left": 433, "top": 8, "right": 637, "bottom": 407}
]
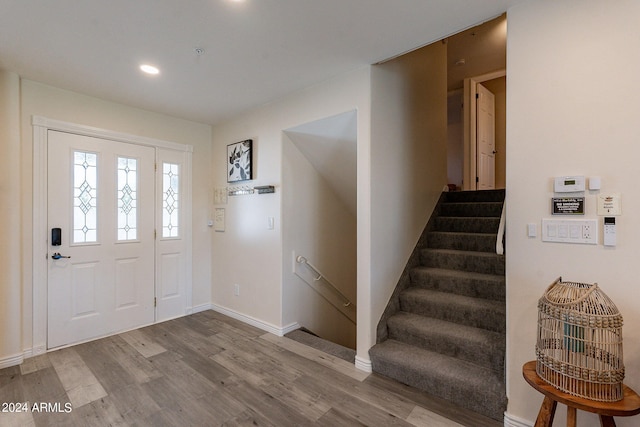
[
  {"left": 155, "top": 162, "right": 157, "bottom": 172},
  {"left": 476, "top": 176, "right": 479, "bottom": 183},
  {"left": 154, "top": 297, "right": 157, "bottom": 307},
  {"left": 154, "top": 229, "right": 157, "bottom": 239},
  {"left": 476, "top": 93, "right": 479, "bottom": 99}
]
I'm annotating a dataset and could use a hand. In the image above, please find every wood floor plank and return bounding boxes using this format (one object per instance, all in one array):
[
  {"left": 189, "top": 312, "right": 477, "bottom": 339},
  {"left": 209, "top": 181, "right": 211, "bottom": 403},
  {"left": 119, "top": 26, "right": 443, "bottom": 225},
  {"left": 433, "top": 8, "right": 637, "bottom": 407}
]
[
  {"left": 47, "top": 348, "right": 107, "bottom": 408},
  {"left": 71, "top": 395, "right": 128, "bottom": 427},
  {"left": 73, "top": 339, "right": 136, "bottom": 394},
  {"left": 0, "top": 310, "right": 505, "bottom": 426},
  {"left": 260, "top": 333, "right": 370, "bottom": 382},
  {"left": 406, "top": 405, "right": 465, "bottom": 427},
  {"left": 105, "top": 382, "right": 161, "bottom": 425},
  {"left": 363, "top": 373, "right": 502, "bottom": 427},
  {"left": 19, "top": 354, "right": 52, "bottom": 375},
  {"left": 102, "top": 335, "right": 163, "bottom": 384},
  {"left": 119, "top": 328, "right": 166, "bottom": 358},
  {"left": 293, "top": 372, "right": 414, "bottom": 426}
]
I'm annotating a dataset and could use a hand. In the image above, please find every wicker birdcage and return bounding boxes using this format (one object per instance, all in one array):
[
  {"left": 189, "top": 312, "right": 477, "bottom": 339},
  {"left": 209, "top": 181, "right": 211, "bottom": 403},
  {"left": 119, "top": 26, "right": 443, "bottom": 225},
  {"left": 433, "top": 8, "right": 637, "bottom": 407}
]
[{"left": 536, "top": 277, "right": 625, "bottom": 402}]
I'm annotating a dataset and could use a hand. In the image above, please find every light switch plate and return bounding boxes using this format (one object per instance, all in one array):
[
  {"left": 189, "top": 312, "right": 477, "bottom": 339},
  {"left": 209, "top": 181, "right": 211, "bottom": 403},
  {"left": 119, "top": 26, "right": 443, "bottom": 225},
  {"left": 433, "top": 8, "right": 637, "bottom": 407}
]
[{"left": 542, "top": 219, "right": 597, "bottom": 244}]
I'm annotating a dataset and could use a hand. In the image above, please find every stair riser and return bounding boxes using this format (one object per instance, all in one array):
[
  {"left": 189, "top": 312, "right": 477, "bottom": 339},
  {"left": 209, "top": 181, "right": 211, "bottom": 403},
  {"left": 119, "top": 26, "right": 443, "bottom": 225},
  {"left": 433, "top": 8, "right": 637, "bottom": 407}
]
[
  {"left": 427, "top": 232, "right": 496, "bottom": 252},
  {"left": 444, "top": 189, "right": 506, "bottom": 203},
  {"left": 387, "top": 320, "right": 505, "bottom": 375},
  {"left": 421, "top": 250, "right": 505, "bottom": 275},
  {"left": 399, "top": 295, "right": 505, "bottom": 333},
  {"left": 410, "top": 269, "right": 505, "bottom": 301},
  {"left": 434, "top": 217, "right": 500, "bottom": 233},
  {"left": 440, "top": 202, "right": 503, "bottom": 217}
]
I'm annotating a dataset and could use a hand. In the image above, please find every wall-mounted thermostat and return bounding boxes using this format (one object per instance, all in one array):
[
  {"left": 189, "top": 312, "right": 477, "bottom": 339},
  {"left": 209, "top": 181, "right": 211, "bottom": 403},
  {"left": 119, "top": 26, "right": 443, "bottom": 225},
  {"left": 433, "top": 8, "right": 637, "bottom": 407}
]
[{"left": 554, "top": 176, "right": 585, "bottom": 193}]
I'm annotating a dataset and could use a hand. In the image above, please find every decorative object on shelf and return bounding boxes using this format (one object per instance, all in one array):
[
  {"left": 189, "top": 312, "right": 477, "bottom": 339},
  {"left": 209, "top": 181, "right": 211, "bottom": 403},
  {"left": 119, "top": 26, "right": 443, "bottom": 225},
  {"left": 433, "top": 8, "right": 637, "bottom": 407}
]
[
  {"left": 536, "top": 277, "right": 624, "bottom": 402},
  {"left": 227, "top": 139, "right": 252, "bottom": 182},
  {"left": 254, "top": 185, "right": 275, "bottom": 194},
  {"left": 228, "top": 185, "right": 254, "bottom": 196}
]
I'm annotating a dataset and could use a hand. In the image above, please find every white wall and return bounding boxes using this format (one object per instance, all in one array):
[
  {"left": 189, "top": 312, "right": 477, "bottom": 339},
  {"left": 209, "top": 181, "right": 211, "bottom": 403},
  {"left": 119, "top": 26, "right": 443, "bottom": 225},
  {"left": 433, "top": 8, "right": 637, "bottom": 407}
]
[
  {"left": 0, "top": 71, "right": 22, "bottom": 367},
  {"left": 282, "top": 131, "right": 357, "bottom": 348},
  {"left": 369, "top": 41, "right": 448, "bottom": 351},
  {"left": 506, "top": 1, "right": 640, "bottom": 425},
  {"left": 17, "top": 80, "right": 212, "bottom": 355},
  {"left": 210, "top": 68, "right": 371, "bottom": 341}
]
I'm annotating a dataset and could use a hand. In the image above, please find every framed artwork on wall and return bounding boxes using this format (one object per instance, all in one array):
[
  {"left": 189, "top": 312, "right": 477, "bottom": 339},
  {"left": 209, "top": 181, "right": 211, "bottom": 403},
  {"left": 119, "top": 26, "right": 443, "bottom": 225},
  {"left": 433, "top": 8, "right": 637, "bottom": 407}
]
[{"left": 227, "top": 139, "right": 252, "bottom": 182}]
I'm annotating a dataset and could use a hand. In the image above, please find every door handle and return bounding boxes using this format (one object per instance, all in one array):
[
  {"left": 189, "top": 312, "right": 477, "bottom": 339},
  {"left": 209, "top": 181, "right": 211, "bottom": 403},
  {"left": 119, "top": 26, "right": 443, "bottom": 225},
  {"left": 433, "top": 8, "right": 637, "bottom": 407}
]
[{"left": 51, "top": 252, "right": 71, "bottom": 260}]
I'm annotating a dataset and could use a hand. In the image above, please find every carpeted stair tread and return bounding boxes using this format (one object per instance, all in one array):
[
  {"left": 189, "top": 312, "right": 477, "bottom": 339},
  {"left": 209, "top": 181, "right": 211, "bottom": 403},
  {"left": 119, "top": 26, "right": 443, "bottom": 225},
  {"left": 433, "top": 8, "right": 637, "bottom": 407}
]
[
  {"left": 421, "top": 248, "right": 505, "bottom": 275},
  {"left": 285, "top": 329, "right": 356, "bottom": 363},
  {"left": 444, "top": 189, "right": 505, "bottom": 203},
  {"left": 369, "top": 339, "right": 507, "bottom": 421},
  {"left": 427, "top": 231, "right": 497, "bottom": 252},
  {"left": 434, "top": 216, "right": 500, "bottom": 233},
  {"left": 409, "top": 267, "right": 505, "bottom": 301},
  {"left": 399, "top": 288, "right": 505, "bottom": 333},
  {"left": 372, "top": 189, "right": 506, "bottom": 422},
  {"left": 439, "top": 201, "right": 503, "bottom": 218},
  {"left": 387, "top": 312, "right": 505, "bottom": 374}
]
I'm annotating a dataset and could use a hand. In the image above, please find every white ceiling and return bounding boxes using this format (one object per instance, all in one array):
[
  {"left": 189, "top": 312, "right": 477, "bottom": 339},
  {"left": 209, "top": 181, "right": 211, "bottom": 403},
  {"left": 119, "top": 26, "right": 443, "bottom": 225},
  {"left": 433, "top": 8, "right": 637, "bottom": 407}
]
[{"left": 0, "top": 0, "right": 526, "bottom": 125}]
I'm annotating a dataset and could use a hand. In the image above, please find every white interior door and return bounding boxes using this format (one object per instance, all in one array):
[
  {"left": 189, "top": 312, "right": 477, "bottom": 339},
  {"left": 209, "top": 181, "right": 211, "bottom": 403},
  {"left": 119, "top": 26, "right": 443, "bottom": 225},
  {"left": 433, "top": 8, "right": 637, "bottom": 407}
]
[
  {"left": 476, "top": 83, "right": 496, "bottom": 190},
  {"left": 47, "top": 130, "right": 155, "bottom": 348}
]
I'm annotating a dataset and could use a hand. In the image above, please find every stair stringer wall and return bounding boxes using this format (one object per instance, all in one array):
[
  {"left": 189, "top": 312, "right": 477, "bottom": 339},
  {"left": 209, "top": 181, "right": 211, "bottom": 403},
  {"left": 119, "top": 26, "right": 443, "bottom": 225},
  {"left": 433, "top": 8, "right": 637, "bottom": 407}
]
[{"left": 375, "top": 192, "right": 447, "bottom": 343}]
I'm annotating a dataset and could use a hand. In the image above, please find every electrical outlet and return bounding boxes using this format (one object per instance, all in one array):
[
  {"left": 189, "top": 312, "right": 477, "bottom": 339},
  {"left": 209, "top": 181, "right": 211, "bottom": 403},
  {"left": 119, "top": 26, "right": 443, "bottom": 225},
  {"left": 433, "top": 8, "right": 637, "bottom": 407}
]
[
  {"left": 542, "top": 219, "right": 597, "bottom": 245},
  {"left": 234, "top": 284, "right": 240, "bottom": 296}
]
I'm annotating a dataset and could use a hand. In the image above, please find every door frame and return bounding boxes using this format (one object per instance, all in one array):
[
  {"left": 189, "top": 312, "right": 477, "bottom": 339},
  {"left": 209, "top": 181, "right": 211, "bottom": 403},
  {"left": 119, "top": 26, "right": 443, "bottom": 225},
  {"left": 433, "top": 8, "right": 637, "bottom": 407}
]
[
  {"left": 32, "top": 116, "right": 193, "bottom": 355},
  {"left": 462, "top": 69, "right": 505, "bottom": 191}
]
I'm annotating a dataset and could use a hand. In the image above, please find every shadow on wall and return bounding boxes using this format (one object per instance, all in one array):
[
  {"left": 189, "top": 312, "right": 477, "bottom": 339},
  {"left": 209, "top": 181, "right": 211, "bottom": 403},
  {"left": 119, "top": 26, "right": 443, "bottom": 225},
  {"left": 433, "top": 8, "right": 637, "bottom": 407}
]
[{"left": 281, "top": 110, "right": 357, "bottom": 349}]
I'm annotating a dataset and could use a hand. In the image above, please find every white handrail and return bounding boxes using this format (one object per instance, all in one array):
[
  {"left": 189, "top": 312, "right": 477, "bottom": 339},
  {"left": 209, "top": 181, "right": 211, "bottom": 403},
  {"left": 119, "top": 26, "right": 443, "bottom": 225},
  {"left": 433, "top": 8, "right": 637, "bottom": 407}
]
[
  {"left": 295, "top": 255, "right": 354, "bottom": 309},
  {"left": 496, "top": 202, "right": 506, "bottom": 255}
]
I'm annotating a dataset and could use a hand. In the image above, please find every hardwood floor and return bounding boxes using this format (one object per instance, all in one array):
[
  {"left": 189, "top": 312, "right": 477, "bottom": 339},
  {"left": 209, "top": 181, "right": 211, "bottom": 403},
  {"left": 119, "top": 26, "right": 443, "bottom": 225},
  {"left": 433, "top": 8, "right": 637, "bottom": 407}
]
[{"left": 0, "top": 311, "right": 501, "bottom": 426}]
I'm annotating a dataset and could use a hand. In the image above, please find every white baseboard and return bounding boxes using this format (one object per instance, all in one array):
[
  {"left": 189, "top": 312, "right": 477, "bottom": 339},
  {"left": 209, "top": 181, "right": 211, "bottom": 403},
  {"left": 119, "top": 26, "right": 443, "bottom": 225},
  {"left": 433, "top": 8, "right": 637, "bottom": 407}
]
[
  {"left": 191, "top": 303, "right": 213, "bottom": 314},
  {"left": 210, "top": 303, "right": 296, "bottom": 337},
  {"left": 504, "top": 412, "right": 533, "bottom": 427},
  {"left": 355, "top": 355, "right": 372, "bottom": 373},
  {"left": 0, "top": 352, "right": 24, "bottom": 369}
]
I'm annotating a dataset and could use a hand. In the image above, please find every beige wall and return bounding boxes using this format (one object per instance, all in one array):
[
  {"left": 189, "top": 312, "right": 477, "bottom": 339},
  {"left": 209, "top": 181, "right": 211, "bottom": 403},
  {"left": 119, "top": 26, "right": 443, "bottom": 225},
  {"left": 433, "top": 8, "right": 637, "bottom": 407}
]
[
  {"left": 17, "top": 80, "right": 212, "bottom": 356},
  {"left": 0, "top": 71, "right": 22, "bottom": 366},
  {"left": 282, "top": 132, "right": 357, "bottom": 348},
  {"left": 369, "top": 40, "right": 448, "bottom": 351},
  {"left": 210, "top": 68, "right": 371, "bottom": 349},
  {"left": 506, "top": 1, "right": 640, "bottom": 425}
]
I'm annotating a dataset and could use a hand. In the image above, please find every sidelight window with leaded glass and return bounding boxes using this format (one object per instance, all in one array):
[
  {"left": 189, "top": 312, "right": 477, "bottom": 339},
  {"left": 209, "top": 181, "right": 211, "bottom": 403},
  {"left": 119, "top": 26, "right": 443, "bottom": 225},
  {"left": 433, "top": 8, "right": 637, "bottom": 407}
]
[
  {"left": 73, "top": 151, "right": 98, "bottom": 243},
  {"left": 162, "top": 162, "right": 179, "bottom": 238},
  {"left": 117, "top": 156, "right": 138, "bottom": 241}
]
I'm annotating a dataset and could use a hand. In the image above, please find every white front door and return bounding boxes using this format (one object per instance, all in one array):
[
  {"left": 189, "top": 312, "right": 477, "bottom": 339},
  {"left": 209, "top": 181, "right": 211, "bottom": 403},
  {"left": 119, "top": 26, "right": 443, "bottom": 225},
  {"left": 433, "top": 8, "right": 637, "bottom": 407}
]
[
  {"left": 47, "top": 131, "right": 155, "bottom": 348},
  {"left": 476, "top": 83, "right": 496, "bottom": 190}
]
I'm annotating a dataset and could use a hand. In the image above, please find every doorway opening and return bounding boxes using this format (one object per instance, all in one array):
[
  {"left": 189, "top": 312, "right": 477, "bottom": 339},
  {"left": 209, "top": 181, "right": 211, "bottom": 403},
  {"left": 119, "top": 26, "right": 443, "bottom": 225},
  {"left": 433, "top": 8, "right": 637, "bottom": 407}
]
[{"left": 446, "top": 14, "right": 507, "bottom": 191}]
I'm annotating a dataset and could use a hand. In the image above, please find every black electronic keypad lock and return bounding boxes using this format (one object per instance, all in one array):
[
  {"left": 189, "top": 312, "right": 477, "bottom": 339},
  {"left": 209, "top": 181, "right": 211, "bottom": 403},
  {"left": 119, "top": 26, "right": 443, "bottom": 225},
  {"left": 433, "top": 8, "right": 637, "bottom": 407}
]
[{"left": 51, "top": 228, "right": 61, "bottom": 246}]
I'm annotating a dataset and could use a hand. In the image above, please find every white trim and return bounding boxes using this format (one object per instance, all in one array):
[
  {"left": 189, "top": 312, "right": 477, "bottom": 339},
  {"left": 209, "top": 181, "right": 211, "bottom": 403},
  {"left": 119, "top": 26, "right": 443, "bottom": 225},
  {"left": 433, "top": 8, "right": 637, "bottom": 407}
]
[
  {"left": 462, "top": 69, "right": 506, "bottom": 191},
  {"left": 281, "top": 322, "right": 302, "bottom": 336},
  {"left": 0, "top": 352, "right": 24, "bottom": 369},
  {"left": 210, "top": 303, "right": 297, "bottom": 337},
  {"left": 32, "top": 116, "right": 193, "bottom": 352},
  {"left": 355, "top": 355, "right": 373, "bottom": 373},
  {"left": 191, "top": 303, "right": 213, "bottom": 314},
  {"left": 32, "top": 116, "right": 193, "bottom": 152},
  {"left": 503, "top": 412, "right": 533, "bottom": 427}
]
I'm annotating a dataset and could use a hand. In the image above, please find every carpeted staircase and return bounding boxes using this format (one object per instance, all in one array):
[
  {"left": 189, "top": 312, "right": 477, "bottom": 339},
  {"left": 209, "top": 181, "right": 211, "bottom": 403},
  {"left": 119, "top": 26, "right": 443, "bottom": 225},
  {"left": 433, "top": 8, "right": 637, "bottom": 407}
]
[{"left": 369, "top": 189, "right": 506, "bottom": 421}]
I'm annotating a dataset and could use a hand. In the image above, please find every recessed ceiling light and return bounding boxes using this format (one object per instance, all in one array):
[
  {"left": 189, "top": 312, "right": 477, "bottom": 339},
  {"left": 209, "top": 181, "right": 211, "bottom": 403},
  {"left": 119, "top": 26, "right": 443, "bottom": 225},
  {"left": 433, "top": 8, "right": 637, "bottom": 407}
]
[{"left": 140, "top": 64, "right": 160, "bottom": 75}]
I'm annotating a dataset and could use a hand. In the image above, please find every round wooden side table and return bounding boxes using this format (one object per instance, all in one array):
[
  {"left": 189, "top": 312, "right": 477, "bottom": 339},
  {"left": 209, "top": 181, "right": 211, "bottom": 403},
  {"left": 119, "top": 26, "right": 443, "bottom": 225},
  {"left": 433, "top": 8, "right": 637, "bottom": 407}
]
[{"left": 522, "top": 361, "right": 640, "bottom": 426}]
